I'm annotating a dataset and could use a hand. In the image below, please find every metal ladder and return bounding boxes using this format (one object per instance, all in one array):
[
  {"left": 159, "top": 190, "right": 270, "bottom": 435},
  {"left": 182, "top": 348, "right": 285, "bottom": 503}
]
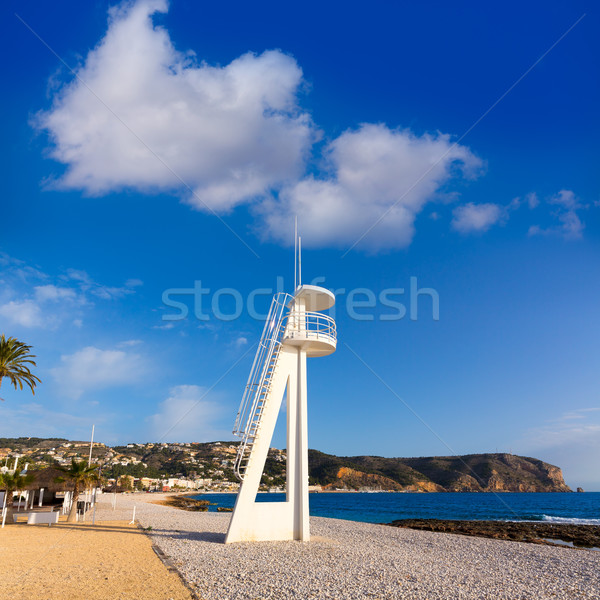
[{"left": 233, "top": 293, "right": 292, "bottom": 480}]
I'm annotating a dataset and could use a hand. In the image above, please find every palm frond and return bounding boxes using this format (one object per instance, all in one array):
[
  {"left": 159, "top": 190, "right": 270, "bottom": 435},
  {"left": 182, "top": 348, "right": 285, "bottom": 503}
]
[{"left": 0, "top": 334, "right": 42, "bottom": 395}]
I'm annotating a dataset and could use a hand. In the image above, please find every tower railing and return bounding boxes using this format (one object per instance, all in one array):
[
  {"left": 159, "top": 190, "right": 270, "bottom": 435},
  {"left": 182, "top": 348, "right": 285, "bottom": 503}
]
[{"left": 283, "top": 310, "right": 337, "bottom": 346}]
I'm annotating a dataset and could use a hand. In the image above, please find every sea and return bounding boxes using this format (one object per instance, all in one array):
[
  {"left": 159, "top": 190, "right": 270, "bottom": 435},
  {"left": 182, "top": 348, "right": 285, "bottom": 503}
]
[{"left": 189, "top": 491, "right": 600, "bottom": 525}]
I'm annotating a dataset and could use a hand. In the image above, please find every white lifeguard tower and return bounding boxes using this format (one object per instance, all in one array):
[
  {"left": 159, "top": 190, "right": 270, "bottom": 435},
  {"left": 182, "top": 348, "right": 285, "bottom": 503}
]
[{"left": 225, "top": 240, "right": 337, "bottom": 543}]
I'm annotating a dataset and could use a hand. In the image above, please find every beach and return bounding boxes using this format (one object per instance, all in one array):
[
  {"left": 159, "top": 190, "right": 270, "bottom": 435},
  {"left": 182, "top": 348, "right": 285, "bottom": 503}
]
[
  {"left": 0, "top": 514, "right": 192, "bottom": 599},
  {"left": 89, "top": 492, "right": 599, "bottom": 599}
]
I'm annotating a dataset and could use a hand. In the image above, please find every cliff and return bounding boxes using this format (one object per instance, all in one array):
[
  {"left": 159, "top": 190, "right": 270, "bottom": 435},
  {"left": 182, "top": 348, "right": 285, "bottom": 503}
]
[{"left": 308, "top": 451, "right": 571, "bottom": 492}]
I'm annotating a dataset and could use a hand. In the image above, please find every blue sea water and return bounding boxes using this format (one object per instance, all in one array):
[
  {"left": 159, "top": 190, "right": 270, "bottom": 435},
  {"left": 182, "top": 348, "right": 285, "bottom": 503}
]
[{"left": 190, "top": 492, "right": 600, "bottom": 525}]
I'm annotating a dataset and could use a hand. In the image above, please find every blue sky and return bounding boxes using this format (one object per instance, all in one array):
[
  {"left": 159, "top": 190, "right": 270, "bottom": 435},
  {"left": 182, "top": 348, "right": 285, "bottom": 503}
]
[{"left": 1, "top": 1, "right": 599, "bottom": 489}]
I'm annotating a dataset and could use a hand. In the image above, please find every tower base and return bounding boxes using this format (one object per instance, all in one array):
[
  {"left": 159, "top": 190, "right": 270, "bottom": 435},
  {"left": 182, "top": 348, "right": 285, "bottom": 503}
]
[{"left": 225, "top": 346, "right": 309, "bottom": 543}]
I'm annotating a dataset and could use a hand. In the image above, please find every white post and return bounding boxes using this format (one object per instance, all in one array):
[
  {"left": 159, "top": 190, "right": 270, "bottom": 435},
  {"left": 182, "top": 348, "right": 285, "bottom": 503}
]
[
  {"left": 129, "top": 505, "right": 136, "bottom": 525},
  {"left": 30, "top": 490, "right": 35, "bottom": 510},
  {"left": 13, "top": 457, "right": 18, "bottom": 471},
  {"left": 39, "top": 489, "right": 44, "bottom": 507},
  {"left": 63, "top": 491, "right": 71, "bottom": 515},
  {"left": 1, "top": 491, "right": 6, "bottom": 529},
  {"left": 88, "top": 424, "right": 95, "bottom": 466},
  {"left": 112, "top": 492, "right": 116, "bottom": 510},
  {"left": 92, "top": 488, "right": 98, "bottom": 525}
]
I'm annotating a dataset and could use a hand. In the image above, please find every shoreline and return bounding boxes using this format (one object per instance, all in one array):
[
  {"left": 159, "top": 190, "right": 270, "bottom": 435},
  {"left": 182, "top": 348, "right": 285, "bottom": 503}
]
[
  {"left": 166, "top": 493, "right": 600, "bottom": 549},
  {"left": 386, "top": 518, "right": 600, "bottom": 550},
  {"left": 184, "top": 489, "right": 600, "bottom": 494}
]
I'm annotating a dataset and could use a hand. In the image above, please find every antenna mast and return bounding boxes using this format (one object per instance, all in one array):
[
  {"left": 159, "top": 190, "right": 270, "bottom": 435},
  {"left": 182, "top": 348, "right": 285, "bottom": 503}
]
[
  {"left": 298, "top": 236, "right": 302, "bottom": 287},
  {"left": 294, "top": 216, "right": 298, "bottom": 291}
]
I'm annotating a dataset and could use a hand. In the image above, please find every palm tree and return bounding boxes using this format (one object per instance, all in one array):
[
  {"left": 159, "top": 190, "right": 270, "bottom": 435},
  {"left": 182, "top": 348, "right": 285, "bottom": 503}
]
[
  {"left": 118, "top": 474, "right": 133, "bottom": 491},
  {"left": 55, "top": 459, "right": 99, "bottom": 523},
  {"left": 1, "top": 471, "right": 35, "bottom": 515},
  {"left": 0, "top": 334, "right": 41, "bottom": 399}
]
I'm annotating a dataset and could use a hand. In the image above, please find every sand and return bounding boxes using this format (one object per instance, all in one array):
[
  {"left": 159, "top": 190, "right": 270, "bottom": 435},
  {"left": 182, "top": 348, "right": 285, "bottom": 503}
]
[{"left": 0, "top": 515, "right": 193, "bottom": 600}]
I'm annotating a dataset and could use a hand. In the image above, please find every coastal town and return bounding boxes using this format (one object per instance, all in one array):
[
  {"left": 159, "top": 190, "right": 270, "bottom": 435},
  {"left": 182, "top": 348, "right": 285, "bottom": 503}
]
[{"left": 0, "top": 438, "right": 287, "bottom": 493}]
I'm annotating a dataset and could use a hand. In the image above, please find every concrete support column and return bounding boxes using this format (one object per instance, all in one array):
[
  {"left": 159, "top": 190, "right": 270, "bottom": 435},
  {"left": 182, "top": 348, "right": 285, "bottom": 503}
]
[{"left": 295, "top": 348, "right": 309, "bottom": 541}]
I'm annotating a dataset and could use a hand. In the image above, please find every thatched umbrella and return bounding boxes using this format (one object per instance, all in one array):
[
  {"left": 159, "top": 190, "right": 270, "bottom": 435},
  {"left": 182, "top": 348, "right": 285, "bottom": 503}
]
[{"left": 25, "top": 467, "right": 71, "bottom": 505}]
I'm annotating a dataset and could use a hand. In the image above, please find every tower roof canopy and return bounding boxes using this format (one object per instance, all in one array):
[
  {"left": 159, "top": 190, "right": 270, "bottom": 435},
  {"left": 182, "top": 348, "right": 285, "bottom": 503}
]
[{"left": 293, "top": 285, "right": 335, "bottom": 311}]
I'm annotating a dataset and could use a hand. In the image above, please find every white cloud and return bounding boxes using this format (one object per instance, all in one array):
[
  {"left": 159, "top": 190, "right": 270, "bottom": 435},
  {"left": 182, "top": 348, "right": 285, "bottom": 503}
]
[
  {"left": 0, "top": 402, "right": 95, "bottom": 439},
  {"left": 262, "top": 124, "right": 483, "bottom": 250},
  {"left": 148, "top": 384, "right": 230, "bottom": 442},
  {"left": 235, "top": 336, "right": 249, "bottom": 348},
  {"left": 516, "top": 407, "right": 600, "bottom": 489},
  {"left": 51, "top": 346, "right": 147, "bottom": 400},
  {"left": 0, "top": 284, "right": 80, "bottom": 328},
  {"left": 0, "top": 300, "right": 44, "bottom": 328},
  {"left": 525, "top": 192, "right": 539, "bottom": 209},
  {"left": 34, "top": 0, "right": 486, "bottom": 252},
  {"left": 118, "top": 339, "right": 143, "bottom": 347},
  {"left": 509, "top": 192, "right": 539, "bottom": 211},
  {"left": 64, "top": 268, "right": 139, "bottom": 299},
  {"left": 528, "top": 189, "right": 586, "bottom": 240},
  {"left": 0, "top": 254, "right": 142, "bottom": 330},
  {"left": 34, "top": 284, "right": 78, "bottom": 302},
  {"left": 549, "top": 189, "right": 582, "bottom": 210},
  {"left": 35, "top": 0, "right": 314, "bottom": 212},
  {"left": 451, "top": 202, "right": 504, "bottom": 234},
  {"left": 125, "top": 278, "right": 143, "bottom": 288},
  {"left": 528, "top": 422, "right": 600, "bottom": 448}
]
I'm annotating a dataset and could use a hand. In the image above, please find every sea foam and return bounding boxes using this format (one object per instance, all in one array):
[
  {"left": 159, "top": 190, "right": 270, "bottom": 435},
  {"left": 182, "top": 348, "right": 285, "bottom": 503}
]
[{"left": 540, "top": 515, "right": 600, "bottom": 525}]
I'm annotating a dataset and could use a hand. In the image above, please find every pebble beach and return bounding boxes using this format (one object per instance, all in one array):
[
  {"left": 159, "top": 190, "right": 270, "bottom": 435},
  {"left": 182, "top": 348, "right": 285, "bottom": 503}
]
[{"left": 95, "top": 493, "right": 600, "bottom": 600}]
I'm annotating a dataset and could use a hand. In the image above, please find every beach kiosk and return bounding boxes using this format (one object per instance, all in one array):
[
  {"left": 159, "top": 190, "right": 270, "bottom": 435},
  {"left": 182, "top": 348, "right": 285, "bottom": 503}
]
[{"left": 225, "top": 266, "right": 337, "bottom": 543}]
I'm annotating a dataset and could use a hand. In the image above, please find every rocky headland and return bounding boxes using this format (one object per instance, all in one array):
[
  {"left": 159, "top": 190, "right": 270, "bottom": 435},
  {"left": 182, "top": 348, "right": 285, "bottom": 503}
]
[{"left": 309, "top": 451, "right": 572, "bottom": 492}]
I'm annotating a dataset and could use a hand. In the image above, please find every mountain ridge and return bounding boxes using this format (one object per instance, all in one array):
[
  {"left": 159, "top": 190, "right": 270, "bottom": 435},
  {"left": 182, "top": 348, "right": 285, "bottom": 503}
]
[
  {"left": 0, "top": 438, "right": 571, "bottom": 492},
  {"left": 307, "top": 450, "right": 571, "bottom": 492}
]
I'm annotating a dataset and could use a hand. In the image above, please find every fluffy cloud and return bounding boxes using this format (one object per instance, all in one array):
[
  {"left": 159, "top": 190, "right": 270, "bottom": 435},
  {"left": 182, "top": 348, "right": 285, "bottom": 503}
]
[
  {"left": 35, "top": 0, "right": 314, "bottom": 212},
  {"left": 34, "top": 285, "right": 77, "bottom": 302},
  {"left": 51, "top": 346, "right": 147, "bottom": 399},
  {"left": 148, "top": 384, "right": 230, "bottom": 442},
  {"left": 451, "top": 202, "right": 504, "bottom": 234},
  {"left": 0, "top": 300, "right": 43, "bottom": 328},
  {"left": 262, "top": 124, "right": 483, "bottom": 250},
  {"left": 34, "top": 0, "right": 486, "bottom": 251},
  {"left": 528, "top": 189, "right": 586, "bottom": 240}
]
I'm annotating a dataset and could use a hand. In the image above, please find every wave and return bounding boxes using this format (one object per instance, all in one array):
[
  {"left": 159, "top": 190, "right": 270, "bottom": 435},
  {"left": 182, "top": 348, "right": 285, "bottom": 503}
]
[
  {"left": 507, "top": 514, "right": 600, "bottom": 525},
  {"left": 540, "top": 515, "right": 600, "bottom": 525}
]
